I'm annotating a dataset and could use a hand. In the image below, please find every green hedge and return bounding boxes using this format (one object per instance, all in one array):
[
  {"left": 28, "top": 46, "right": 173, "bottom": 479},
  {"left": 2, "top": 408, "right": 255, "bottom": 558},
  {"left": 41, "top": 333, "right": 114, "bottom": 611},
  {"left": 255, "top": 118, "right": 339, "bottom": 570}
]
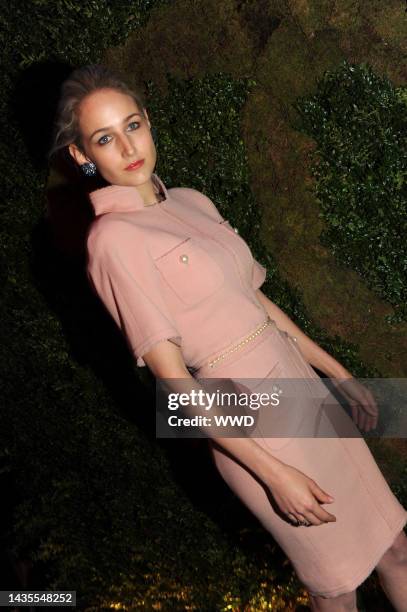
[
  {"left": 295, "top": 62, "right": 407, "bottom": 323},
  {"left": 145, "top": 72, "right": 265, "bottom": 244}
]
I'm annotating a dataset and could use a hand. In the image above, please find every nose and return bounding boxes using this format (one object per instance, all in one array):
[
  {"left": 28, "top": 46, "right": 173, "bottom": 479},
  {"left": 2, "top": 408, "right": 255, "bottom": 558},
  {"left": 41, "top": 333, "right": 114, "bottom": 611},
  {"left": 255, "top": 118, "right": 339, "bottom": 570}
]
[{"left": 118, "top": 132, "right": 136, "bottom": 156}]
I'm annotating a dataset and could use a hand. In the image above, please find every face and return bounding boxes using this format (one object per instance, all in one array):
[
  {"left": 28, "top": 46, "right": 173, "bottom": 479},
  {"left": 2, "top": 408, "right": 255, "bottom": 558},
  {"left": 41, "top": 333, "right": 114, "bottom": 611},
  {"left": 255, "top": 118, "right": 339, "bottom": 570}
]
[{"left": 68, "top": 88, "right": 157, "bottom": 194}]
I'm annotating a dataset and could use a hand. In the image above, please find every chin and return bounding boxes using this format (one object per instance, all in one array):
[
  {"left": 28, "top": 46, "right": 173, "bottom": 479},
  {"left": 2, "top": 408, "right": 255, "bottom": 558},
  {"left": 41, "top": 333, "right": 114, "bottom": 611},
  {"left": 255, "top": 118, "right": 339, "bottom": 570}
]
[{"left": 124, "top": 168, "right": 152, "bottom": 183}]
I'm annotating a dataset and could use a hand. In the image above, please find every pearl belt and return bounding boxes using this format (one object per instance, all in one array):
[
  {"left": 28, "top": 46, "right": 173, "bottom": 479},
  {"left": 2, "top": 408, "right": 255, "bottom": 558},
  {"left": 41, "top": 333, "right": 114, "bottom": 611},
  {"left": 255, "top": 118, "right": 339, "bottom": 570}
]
[{"left": 208, "top": 316, "right": 274, "bottom": 369}]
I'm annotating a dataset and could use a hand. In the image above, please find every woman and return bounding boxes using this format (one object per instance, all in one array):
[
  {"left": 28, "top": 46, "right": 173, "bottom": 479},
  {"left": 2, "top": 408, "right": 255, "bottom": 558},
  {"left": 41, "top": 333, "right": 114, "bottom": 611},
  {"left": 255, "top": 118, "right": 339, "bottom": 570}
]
[{"left": 49, "top": 64, "right": 407, "bottom": 611}]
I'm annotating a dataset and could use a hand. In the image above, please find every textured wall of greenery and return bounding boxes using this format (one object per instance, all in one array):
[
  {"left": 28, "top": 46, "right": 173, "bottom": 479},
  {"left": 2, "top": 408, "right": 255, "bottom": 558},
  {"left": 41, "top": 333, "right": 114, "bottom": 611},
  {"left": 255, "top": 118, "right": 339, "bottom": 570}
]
[
  {"left": 296, "top": 62, "right": 406, "bottom": 323},
  {"left": 1, "top": 0, "right": 406, "bottom": 609}
]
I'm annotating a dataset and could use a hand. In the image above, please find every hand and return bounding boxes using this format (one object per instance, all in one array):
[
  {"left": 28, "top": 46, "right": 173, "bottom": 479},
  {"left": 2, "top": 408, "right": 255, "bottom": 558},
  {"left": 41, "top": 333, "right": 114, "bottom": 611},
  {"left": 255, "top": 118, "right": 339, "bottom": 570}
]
[
  {"left": 268, "top": 462, "right": 336, "bottom": 527},
  {"left": 331, "top": 376, "right": 379, "bottom": 432}
]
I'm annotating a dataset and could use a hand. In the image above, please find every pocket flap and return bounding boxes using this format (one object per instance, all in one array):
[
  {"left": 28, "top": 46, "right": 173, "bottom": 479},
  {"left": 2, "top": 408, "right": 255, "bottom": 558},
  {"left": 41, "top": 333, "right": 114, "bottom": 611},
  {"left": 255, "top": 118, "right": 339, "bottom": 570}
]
[{"left": 155, "top": 237, "right": 224, "bottom": 306}]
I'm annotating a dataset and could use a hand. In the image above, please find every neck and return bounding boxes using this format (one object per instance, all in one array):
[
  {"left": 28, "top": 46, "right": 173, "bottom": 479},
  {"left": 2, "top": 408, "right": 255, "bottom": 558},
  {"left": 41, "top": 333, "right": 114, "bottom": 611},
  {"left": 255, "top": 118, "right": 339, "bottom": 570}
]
[{"left": 145, "top": 190, "right": 164, "bottom": 207}]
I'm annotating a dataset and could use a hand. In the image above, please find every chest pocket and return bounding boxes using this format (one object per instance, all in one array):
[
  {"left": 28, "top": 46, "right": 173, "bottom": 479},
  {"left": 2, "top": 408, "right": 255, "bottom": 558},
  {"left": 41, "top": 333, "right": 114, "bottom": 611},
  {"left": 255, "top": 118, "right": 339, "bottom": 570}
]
[{"left": 154, "top": 237, "right": 224, "bottom": 306}]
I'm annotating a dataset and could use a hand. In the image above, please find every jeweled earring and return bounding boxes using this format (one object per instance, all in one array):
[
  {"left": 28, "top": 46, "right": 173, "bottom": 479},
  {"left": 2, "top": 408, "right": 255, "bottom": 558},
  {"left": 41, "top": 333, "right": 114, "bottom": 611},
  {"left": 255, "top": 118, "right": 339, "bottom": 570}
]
[{"left": 80, "top": 161, "right": 97, "bottom": 176}]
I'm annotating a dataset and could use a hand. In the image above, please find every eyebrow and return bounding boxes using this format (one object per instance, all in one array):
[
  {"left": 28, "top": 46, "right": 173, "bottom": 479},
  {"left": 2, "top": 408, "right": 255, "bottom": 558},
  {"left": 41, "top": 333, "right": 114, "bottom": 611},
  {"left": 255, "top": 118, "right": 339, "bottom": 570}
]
[{"left": 89, "top": 113, "right": 142, "bottom": 140}]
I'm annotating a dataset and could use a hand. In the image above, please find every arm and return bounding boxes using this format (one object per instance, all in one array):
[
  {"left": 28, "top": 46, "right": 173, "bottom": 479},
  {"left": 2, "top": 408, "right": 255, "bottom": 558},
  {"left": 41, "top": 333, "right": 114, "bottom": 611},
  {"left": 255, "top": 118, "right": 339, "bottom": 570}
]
[
  {"left": 143, "top": 339, "right": 337, "bottom": 526},
  {"left": 143, "top": 339, "right": 286, "bottom": 486},
  {"left": 255, "top": 289, "right": 353, "bottom": 379}
]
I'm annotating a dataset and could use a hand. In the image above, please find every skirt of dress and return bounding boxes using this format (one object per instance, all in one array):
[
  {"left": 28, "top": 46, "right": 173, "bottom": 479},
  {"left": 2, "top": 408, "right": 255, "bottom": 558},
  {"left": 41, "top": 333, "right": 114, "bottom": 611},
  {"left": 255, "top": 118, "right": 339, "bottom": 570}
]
[{"left": 193, "top": 319, "right": 407, "bottom": 598}]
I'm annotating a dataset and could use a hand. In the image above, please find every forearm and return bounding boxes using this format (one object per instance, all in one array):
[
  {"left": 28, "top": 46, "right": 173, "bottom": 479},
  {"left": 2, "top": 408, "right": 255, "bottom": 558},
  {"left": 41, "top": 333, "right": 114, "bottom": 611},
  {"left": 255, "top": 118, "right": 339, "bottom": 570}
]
[
  {"left": 160, "top": 374, "right": 285, "bottom": 485},
  {"left": 255, "top": 289, "right": 353, "bottom": 379},
  {"left": 212, "top": 434, "right": 284, "bottom": 485}
]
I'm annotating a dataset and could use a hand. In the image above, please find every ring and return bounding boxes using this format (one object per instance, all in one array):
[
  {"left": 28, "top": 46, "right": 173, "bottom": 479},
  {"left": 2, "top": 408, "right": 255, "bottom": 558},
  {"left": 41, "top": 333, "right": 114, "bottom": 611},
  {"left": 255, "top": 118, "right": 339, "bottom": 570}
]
[
  {"left": 287, "top": 513, "right": 300, "bottom": 525},
  {"left": 287, "top": 513, "right": 311, "bottom": 527}
]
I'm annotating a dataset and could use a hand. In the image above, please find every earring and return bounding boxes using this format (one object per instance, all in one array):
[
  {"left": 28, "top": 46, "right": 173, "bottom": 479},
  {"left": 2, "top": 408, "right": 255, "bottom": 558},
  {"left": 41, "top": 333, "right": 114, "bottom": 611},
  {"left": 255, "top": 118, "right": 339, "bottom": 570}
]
[
  {"left": 151, "top": 126, "right": 157, "bottom": 144},
  {"left": 80, "top": 161, "right": 97, "bottom": 176}
]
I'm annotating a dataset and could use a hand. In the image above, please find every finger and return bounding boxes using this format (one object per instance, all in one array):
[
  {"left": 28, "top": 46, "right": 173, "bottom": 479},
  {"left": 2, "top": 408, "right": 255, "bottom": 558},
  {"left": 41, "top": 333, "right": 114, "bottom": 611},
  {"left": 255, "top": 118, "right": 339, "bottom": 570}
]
[
  {"left": 297, "top": 511, "right": 323, "bottom": 526},
  {"left": 366, "top": 400, "right": 379, "bottom": 417},
  {"left": 356, "top": 405, "right": 366, "bottom": 430},
  {"left": 372, "top": 410, "right": 379, "bottom": 429},
  {"left": 308, "top": 486, "right": 337, "bottom": 517},
  {"left": 287, "top": 512, "right": 303, "bottom": 525},
  {"left": 365, "top": 389, "right": 379, "bottom": 412},
  {"left": 364, "top": 414, "right": 373, "bottom": 432},
  {"left": 350, "top": 402, "right": 359, "bottom": 427},
  {"left": 290, "top": 511, "right": 323, "bottom": 527},
  {"left": 298, "top": 504, "right": 335, "bottom": 525},
  {"left": 357, "top": 405, "right": 366, "bottom": 430},
  {"left": 363, "top": 410, "right": 372, "bottom": 432},
  {"left": 361, "top": 389, "right": 379, "bottom": 415},
  {"left": 361, "top": 397, "right": 378, "bottom": 419},
  {"left": 309, "top": 482, "right": 335, "bottom": 504},
  {"left": 366, "top": 409, "right": 377, "bottom": 431},
  {"left": 358, "top": 406, "right": 367, "bottom": 431},
  {"left": 352, "top": 404, "right": 362, "bottom": 429},
  {"left": 365, "top": 400, "right": 379, "bottom": 429},
  {"left": 313, "top": 505, "right": 337, "bottom": 523},
  {"left": 361, "top": 403, "right": 376, "bottom": 430},
  {"left": 367, "top": 407, "right": 379, "bottom": 428}
]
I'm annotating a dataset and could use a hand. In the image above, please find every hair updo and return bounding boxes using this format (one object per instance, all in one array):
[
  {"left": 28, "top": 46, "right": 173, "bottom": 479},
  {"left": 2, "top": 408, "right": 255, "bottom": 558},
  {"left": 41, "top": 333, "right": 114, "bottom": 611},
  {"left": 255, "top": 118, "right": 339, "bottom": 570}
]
[{"left": 48, "top": 64, "right": 147, "bottom": 166}]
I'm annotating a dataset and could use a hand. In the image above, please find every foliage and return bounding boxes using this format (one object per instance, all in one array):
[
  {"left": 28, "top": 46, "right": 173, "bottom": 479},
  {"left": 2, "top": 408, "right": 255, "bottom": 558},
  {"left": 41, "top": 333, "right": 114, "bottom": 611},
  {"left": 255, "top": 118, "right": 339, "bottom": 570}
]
[
  {"left": 147, "top": 72, "right": 264, "bottom": 237},
  {"left": 296, "top": 62, "right": 407, "bottom": 323}
]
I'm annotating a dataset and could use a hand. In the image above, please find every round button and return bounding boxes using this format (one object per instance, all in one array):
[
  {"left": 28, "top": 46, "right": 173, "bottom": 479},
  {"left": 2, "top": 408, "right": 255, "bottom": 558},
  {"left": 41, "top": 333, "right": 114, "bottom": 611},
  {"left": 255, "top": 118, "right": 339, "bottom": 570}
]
[{"left": 179, "top": 254, "right": 189, "bottom": 263}]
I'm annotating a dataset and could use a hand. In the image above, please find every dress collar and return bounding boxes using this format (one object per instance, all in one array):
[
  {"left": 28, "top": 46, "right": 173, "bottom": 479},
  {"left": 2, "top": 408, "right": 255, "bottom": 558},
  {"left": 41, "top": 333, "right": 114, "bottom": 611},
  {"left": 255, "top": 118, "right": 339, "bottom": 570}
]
[{"left": 88, "top": 173, "right": 169, "bottom": 216}]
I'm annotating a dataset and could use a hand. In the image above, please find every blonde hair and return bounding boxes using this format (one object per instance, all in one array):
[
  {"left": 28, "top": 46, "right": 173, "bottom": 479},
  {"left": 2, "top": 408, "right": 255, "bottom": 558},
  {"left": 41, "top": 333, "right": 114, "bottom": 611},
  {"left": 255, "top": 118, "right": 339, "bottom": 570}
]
[{"left": 48, "top": 64, "right": 146, "bottom": 165}]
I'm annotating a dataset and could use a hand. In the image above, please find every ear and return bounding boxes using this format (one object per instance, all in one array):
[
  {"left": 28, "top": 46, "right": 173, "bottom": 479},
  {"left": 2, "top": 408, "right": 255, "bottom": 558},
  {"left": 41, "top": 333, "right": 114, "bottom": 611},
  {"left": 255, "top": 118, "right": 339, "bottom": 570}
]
[{"left": 68, "top": 143, "right": 90, "bottom": 167}]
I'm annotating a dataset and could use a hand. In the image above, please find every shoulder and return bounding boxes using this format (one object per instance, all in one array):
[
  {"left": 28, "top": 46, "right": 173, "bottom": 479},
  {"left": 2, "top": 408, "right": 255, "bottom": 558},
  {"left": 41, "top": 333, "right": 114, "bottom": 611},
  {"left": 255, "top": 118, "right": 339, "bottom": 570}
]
[
  {"left": 86, "top": 215, "right": 146, "bottom": 261},
  {"left": 168, "top": 186, "right": 224, "bottom": 222}
]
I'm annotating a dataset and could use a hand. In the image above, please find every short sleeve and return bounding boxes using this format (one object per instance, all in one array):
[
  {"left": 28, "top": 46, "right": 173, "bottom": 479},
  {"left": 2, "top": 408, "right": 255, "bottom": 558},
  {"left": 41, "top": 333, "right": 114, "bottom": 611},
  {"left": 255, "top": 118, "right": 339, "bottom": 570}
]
[
  {"left": 87, "top": 221, "right": 181, "bottom": 367},
  {"left": 252, "top": 257, "right": 267, "bottom": 290}
]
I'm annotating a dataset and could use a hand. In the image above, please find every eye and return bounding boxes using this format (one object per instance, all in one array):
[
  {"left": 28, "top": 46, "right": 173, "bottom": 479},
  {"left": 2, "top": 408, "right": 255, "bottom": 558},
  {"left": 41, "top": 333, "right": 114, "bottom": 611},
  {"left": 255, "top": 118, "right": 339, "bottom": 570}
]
[
  {"left": 127, "top": 121, "right": 140, "bottom": 131},
  {"left": 98, "top": 134, "right": 111, "bottom": 146}
]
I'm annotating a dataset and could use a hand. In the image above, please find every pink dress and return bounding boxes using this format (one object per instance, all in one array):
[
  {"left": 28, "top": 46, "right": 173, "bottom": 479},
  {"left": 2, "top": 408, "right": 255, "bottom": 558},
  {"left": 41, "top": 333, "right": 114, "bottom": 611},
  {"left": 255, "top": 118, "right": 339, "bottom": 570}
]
[{"left": 86, "top": 173, "right": 407, "bottom": 598}]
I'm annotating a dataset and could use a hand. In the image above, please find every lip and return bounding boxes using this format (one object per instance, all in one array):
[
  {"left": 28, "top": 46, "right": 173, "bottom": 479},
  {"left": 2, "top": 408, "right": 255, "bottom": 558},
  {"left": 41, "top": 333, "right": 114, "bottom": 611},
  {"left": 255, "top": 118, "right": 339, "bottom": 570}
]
[{"left": 125, "top": 159, "right": 145, "bottom": 171}]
